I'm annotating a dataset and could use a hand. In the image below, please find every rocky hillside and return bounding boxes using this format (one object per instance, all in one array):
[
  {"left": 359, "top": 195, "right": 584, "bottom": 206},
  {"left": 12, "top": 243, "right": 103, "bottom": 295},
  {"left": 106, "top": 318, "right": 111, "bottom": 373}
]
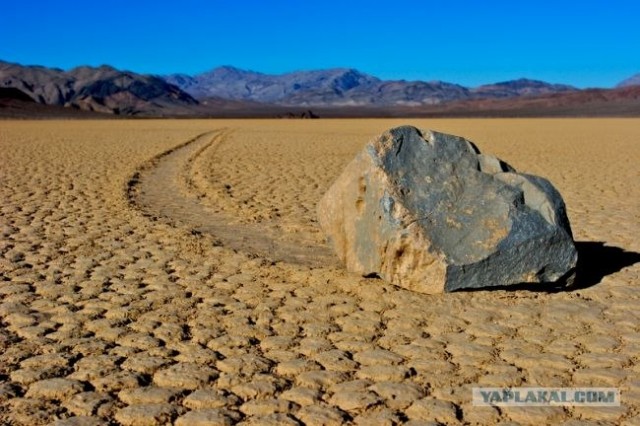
[
  {"left": 0, "top": 61, "right": 198, "bottom": 115},
  {"left": 165, "top": 67, "right": 381, "bottom": 104},
  {"left": 165, "top": 66, "right": 576, "bottom": 106}
]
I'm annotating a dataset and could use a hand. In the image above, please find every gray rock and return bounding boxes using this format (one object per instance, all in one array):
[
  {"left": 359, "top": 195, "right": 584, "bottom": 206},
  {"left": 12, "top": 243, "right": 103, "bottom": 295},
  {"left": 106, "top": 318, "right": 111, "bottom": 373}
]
[{"left": 317, "top": 126, "right": 577, "bottom": 293}]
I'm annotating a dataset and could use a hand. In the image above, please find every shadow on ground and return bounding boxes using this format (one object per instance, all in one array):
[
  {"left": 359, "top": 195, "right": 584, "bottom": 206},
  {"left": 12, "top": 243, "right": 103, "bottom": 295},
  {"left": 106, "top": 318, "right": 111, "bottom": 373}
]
[
  {"left": 570, "top": 241, "right": 640, "bottom": 290},
  {"left": 456, "top": 241, "right": 640, "bottom": 293}
]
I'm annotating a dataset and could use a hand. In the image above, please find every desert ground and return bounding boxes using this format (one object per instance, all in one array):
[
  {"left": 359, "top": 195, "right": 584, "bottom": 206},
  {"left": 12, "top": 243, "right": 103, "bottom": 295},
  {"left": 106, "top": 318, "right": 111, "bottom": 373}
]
[{"left": 0, "top": 118, "right": 639, "bottom": 425}]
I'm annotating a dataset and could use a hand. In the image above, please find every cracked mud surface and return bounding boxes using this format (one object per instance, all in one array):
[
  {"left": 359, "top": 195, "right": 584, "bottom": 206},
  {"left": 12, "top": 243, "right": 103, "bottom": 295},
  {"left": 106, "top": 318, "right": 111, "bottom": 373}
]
[{"left": 1, "top": 119, "right": 639, "bottom": 425}]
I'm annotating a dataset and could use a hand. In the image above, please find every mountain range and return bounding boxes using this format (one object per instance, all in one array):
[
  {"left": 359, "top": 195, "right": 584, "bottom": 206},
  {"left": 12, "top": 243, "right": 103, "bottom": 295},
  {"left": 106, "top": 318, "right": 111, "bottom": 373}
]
[
  {"left": 1, "top": 60, "right": 639, "bottom": 117},
  {"left": 164, "top": 67, "right": 577, "bottom": 107}
]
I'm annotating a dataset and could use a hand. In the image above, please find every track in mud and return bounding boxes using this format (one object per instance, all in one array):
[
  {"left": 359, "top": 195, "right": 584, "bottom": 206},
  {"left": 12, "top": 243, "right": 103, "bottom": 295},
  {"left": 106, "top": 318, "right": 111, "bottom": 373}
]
[{"left": 128, "top": 129, "right": 337, "bottom": 267}]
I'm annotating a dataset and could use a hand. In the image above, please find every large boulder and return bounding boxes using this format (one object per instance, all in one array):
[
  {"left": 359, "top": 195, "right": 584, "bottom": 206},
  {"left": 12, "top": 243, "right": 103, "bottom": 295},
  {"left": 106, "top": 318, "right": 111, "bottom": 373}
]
[{"left": 318, "top": 126, "right": 577, "bottom": 293}]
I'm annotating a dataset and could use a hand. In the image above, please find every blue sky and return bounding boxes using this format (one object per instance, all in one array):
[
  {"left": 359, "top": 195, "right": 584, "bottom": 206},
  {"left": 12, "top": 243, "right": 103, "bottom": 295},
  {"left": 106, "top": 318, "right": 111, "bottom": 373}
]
[{"left": 1, "top": 1, "right": 638, "bottom": 88}]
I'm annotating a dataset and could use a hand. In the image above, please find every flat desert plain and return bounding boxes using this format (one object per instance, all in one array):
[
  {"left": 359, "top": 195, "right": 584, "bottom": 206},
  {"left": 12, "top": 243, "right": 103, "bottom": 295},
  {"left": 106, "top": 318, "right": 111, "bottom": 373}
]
[{"left": 0, "top": 118, "right": 639, "bottom": 425}]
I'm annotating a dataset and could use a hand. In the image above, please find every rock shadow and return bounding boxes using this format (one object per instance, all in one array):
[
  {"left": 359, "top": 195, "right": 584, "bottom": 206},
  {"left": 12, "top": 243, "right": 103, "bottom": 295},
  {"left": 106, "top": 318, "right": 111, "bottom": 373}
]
[
  {"left": 455, "top": 241, "right": 640, "bottom": 293},
  {"left": 570, "top": 241, "right": 640, "bottom": 290}
]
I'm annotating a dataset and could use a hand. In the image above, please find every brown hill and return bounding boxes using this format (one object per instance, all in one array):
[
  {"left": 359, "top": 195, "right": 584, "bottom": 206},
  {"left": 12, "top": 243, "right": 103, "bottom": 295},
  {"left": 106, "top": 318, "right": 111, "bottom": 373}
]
[{"left": 0, "top": 61, "right": 198, "bottom": 116}]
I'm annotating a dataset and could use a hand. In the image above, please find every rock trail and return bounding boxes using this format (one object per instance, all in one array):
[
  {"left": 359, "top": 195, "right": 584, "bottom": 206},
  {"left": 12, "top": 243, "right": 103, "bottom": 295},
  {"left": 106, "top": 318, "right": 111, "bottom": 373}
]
[{"left": 128, "top": 128, "right": 337, "bottom": 267}]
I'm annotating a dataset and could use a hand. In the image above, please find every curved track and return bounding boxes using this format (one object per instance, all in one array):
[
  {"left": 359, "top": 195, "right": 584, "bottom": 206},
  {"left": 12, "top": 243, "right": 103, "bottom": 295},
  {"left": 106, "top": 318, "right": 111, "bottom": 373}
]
[{"left": 128, "top": 129, "right": 337, "bottom": 267}]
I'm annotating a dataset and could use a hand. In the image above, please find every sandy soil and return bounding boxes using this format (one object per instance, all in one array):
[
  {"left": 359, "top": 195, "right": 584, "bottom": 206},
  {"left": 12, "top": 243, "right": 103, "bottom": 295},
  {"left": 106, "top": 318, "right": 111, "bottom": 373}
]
[{"left": 0, "top": 118, "right": 639, "bottom": 425}]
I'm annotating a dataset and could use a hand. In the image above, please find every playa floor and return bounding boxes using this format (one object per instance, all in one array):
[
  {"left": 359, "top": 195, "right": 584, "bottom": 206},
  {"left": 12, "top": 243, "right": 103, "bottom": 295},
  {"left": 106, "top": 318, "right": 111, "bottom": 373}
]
[{"left": 1, "top": 119, "right": 639, "bottom": 425}]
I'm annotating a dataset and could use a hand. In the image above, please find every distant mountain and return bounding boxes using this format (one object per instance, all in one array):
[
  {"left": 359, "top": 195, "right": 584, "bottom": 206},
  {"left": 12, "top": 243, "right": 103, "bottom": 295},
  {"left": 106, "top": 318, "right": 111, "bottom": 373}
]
[
  {"left": 411, "top": 85, "right": 640, "bottom": 117},
  {"left": 165, "top": 66, "right": 576, "bottom": 106},
  {"left": 281, "top": 79, "right": 471, "bottom": 106},
  {"left": 165, "top": 67, "right": 381, "bottom": 104},
  {"left": 0, "top": 60, "right": 198, "bottom": 115},
  {"left": 617, "top": 73, "right": 640, "bottom": 88},
  {"left": 0, "top": 87, "right": 114, "bottom": 119},
  {"left": 2, "top": 60, "right": 635, "bottom": 117},
  {"left": 472, "top": 78, "right": 575, "bottom": 98}
]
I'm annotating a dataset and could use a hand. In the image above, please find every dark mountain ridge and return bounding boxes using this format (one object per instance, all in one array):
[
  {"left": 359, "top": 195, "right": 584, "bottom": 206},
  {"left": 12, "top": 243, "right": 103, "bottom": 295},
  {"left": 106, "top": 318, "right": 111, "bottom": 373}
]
[{"left": 0, "top": 60, "right": 197, "bottom": 115}]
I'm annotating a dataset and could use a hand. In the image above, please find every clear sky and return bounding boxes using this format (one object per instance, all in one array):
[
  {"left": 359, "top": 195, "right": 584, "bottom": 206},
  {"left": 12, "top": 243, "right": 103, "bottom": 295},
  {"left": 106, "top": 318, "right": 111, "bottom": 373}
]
[{"left": 1, "top": 1, "right": 639, "bottom": 88}]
